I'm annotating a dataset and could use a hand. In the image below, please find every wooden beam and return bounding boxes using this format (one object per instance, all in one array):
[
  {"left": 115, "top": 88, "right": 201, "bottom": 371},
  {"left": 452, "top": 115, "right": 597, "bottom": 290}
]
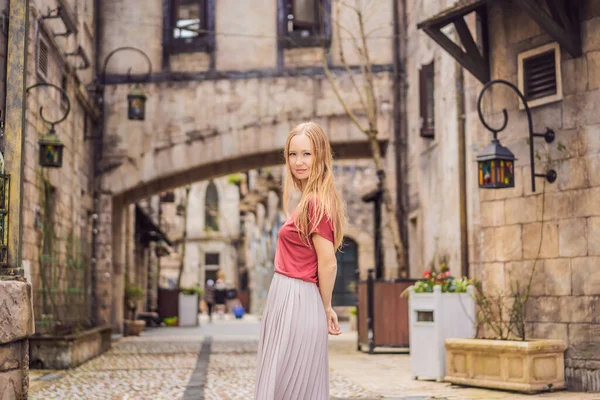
[
  {"left": 454, "top": 17, "right": 483, "bottom": 64},
  {"left": 423, "top": 25, "right": 490, "bottom": 83},
  {"left": 513, "top": 0, "right": 582, "bottom": 57},
  {"left": 545, "top": 0, "right": 572, "bottom": 30}
]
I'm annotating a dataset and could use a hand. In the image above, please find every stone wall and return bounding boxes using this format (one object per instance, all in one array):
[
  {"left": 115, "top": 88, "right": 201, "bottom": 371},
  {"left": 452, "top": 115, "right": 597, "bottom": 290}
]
[
  {"left": 464, "top": 1, "right": 600, "bottom": 391},
  {"left": 22, "top": 4, "right": 99, "bottom": 331}
]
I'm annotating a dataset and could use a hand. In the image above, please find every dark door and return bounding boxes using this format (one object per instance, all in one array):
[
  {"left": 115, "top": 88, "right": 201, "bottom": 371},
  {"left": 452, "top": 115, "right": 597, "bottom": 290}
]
[{"left": 333, "top": 237, "right": 358, "bottom": 306}]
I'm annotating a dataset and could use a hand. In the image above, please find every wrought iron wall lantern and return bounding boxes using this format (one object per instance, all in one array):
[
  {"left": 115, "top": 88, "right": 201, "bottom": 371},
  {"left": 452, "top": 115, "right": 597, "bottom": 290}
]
[
  {"left": 477, "top": 79, "right": 557, "bottom": 192},
  {"left": 25, "top": 82, "right": 71, "bottom": 168},
  {"left": 101, "top": 46, "right": 152, "bottom": 121}
]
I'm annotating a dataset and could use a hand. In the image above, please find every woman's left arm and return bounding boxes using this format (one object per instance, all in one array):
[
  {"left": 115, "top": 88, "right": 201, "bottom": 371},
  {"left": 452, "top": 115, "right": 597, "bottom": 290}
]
[{"left": 314, "top": 234, "right": 341, "bottom": 335}]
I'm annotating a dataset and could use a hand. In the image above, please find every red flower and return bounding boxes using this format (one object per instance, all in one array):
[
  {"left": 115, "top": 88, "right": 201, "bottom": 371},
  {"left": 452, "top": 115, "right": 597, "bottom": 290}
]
[{"left": 424, "top": 271, "right": 431, "bottom": 279}]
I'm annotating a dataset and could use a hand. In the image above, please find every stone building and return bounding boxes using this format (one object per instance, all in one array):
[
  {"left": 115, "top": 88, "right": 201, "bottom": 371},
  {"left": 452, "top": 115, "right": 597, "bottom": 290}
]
[
  {"left": 177, "top": 177, "right": 241, "bottom": 289},
  {"left": 21, "top": 0, "right": 98, "bottom": 333},
  {"left": 407, "top": 0, "right": 600, "bottom": 391},
  {"left": 98, "top": 0, "right": 401, "bottom": 332}
]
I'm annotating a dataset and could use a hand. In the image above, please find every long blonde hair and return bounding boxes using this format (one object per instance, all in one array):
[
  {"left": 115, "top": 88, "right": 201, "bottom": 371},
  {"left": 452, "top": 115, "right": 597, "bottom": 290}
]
[{"left": 282, "top": 122, "right": 346, "bottom": 250}]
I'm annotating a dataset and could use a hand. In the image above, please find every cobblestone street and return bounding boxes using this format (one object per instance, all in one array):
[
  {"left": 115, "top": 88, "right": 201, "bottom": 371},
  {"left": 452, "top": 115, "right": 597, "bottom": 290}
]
[{"left": 29, "top": 315, "right": 600, "bottom": 400}]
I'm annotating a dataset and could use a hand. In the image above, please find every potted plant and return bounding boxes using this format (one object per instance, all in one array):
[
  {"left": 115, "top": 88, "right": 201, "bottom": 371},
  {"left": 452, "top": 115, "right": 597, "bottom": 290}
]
[
  {"left": 178, "top": 286, "right": 203, "bottom": 327},
  {"left": 444, "top": 278, "right": 566, "bottom": 393},
  {"left": 404, "top": 259, "right": 475, "bottom": 382},
  {"left": 348, "top": 306, "right": 357, "bottom": 332},
  {"left": 124, "top": 284, "right": 146, "bottom": 336}
]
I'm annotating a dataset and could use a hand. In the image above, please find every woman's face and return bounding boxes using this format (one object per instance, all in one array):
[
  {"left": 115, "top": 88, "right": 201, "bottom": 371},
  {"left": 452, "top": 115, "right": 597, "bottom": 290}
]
[{"left": 288, "top": 134, "right": 313, "bottom": 183}]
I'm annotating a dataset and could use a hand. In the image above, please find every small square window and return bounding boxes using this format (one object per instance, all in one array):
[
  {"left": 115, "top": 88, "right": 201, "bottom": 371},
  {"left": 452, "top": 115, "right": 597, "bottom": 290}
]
[
  {"left": 282, "top": 0, "right": 329, "bottom": 49},
  {"left": 419, "top": 61, "right": 435, "bottom": 139},
  {"left": 205, "top": 252, "right": 219, "bottom": 266},
  {"left": 168, "top": 0, "right": 214, "bottom": 53}
]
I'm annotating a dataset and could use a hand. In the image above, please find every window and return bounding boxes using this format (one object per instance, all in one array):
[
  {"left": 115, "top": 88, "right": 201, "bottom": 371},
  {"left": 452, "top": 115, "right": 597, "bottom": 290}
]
[
  {"left": 518, "top": 42, "right": 562, "bottom": 109},
  {"left": 419, "top": 61, "right": 435, "bottom": 139},
  {"left": 37, "top": 34, "right": 49, "bottom": 80},
  {"left": 282, "top": 0, "right": 330, "bottom": 49},
  {"left": 205, "top": 252, "right": 219, "bottom": 266},
  {"left": 169, "top": 0, "right": 214, "bottom": 53},
  {"left": 205, "top": 180, "right": 219, "bottom": 232}
]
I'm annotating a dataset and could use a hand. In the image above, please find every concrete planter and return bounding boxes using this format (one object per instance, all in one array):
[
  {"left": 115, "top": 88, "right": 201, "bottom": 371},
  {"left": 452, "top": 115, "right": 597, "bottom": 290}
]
[
  {"left": 408, "top": 286, "right": 475, "bottom": 381},
  {"left": 178, "top": 293, "right": 199, "bottom": 327},
  {"left": 445, "top": 338, "right": 566, "bottom": 393},
  {"left": 29, "top": 325, "right": 112, "bottom": 369},
  {"left": 123, "top": 319, "right": 146, "bottom": 336}
]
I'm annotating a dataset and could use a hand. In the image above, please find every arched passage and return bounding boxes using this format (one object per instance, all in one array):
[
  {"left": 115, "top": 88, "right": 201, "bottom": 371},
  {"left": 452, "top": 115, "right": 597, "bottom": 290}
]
[{"left": 333, "top": 237, "right": 359, "bottom": 307}]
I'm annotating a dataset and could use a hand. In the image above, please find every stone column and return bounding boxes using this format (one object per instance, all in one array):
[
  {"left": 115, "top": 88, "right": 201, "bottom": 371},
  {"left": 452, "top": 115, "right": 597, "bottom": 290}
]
[
  {"left": 0, "top": 281, "right": 34, "bottom": 399},
  {"left": 0, "top": 0, "right": 34, "bottom": 398}
]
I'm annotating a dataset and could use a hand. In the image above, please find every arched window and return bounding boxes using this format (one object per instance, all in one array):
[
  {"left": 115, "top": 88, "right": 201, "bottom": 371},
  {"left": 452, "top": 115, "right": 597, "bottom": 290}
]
[
  {"left": 333, "top": 237, "right": 358, "bottom": 306},
  {"left": 205, "top": 180, "right": 219, "bottom": 231}
]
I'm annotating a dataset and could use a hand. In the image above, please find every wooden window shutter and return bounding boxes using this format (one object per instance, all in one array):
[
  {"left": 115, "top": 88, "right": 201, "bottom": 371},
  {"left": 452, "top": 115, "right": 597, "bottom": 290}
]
[{"left": 419, "top": 62, "right": 434, "bottom": 139}]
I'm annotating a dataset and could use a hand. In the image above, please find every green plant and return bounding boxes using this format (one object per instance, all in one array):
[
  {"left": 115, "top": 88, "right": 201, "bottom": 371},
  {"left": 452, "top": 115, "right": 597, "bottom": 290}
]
[
  {"left": 163, "top": 316, "right": 179, "bottom": 327},
  {"left": 180, "top": 286, "right": 203, "bottom": 296},
  {"left": 227, "top": 173, "right": 244, "bottom": 186},
  {"left": 349, "top": 306, "right": 357, "bottom": 316},
  {"left": 402, "top": 254, "right": 472, "bottom": 296},
  {"left": 124, "top": 284, "right": 145, "bottom": 320}
]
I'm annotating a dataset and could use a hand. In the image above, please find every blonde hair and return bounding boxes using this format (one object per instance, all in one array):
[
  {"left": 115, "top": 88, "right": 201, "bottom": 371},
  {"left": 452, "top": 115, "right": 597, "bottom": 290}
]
[{"left": 282, "top": 122, "right": 346, "bottom": 250}]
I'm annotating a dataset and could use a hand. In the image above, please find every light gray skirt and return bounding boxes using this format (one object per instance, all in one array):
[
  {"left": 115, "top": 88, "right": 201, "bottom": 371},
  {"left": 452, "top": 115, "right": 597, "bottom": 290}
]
[{"left": 254, "top": 272, "right": 329, "bottom": 400}]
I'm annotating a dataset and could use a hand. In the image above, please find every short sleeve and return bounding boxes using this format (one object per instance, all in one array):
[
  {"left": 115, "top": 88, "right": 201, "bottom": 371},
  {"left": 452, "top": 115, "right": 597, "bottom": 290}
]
[{"left": 309, "top": 200, "right": 334, "bottom": 243}]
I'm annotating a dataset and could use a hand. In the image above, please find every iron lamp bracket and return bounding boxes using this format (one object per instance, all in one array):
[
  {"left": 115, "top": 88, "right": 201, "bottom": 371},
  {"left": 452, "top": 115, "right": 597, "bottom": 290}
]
[{"left": 477, "top": 79, "right": 558, "bottom": 192}]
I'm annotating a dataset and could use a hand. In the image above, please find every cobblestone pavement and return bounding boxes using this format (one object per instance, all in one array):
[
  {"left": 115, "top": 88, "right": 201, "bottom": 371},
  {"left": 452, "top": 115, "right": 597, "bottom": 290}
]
[{"left": 29, "top": 314, "right": 600, "bottom": 400}]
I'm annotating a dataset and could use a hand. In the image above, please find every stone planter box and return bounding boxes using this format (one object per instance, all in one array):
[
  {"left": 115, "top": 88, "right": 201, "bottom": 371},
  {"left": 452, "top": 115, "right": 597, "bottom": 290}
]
[
  {"left": 409, "top": 286, "right": 475, "bottom": 381},
  {"left": 29, "top": 325, "right": 112, "bottom": 369},
  {"left": 178, "top": 293, "right": 199, "bottom": 327},
  {"left": 445, "top": 338, "right": 566, "bottom": 393},
  {"left": 124, "top": 319, "right": 146, "bottom": 336}
]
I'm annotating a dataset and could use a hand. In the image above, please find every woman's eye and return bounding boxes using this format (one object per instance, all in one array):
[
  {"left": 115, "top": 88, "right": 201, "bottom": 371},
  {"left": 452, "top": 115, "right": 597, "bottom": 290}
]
[{"left": 304, "top": 153, "right": 311, "bottom": 156}]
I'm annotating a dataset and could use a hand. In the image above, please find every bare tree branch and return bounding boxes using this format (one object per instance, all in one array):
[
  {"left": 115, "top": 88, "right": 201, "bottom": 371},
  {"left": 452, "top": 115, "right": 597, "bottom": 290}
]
[
  {"left": 333, "top": 4, "right": 369, "bottom": 114},
  {"left": 322, "top": 55, "right": 368, "bottom": 133}
]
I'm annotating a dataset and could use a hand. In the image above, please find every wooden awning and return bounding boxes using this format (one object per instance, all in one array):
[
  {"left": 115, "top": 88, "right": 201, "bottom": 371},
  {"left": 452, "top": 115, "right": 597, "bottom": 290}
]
[
  {"left": 417, "top": 0, "right": 490, "bottom": 83},
  {"left": 417, "top": 0, "right": 582, "bottom": 83}
]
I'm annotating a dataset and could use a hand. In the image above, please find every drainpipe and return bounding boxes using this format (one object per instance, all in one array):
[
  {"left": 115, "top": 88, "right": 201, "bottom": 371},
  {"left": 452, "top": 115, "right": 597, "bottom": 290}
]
[
  {"left": 393, "top": 0, "right": 409, "bottom": 273},
  {"left": 456, "top": 65, "right": 469, "bottom": 278},
  {"left": 90, "top": 0, "right": 104, "bottom": 326}
]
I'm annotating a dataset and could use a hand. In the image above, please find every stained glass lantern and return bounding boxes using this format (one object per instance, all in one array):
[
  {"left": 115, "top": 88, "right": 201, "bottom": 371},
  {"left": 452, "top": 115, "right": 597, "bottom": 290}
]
[
  {"left": 127, "top": 84, "right": 146, "bottom": 121},
  {"left": 476, "top": 138, "right": 516, "bottom": 189},
  {"left": 39, "top": 129, "right": 64, "bottom": 168}
]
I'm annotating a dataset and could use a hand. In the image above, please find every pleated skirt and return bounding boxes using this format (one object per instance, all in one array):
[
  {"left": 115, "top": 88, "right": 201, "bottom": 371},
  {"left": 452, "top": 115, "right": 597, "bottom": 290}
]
[{"left": 254, "top": 272, "right": 329, "bottom": 400}]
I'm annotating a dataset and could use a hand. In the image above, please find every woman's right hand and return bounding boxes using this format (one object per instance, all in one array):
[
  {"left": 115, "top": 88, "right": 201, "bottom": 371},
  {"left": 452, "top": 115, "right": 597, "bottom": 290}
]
[{"left": 326, "top": 307, "right": 341, "bottom": 335}]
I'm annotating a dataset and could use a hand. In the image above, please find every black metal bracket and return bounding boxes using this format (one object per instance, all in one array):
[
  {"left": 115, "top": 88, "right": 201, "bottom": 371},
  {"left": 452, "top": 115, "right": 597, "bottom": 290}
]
[
  {"left": 477, "top": 79, "right": 557, "bottom": 193},
  {"left": 85, "top": 47, "right": 153, "bottom": 141},
  {"left": 25, "top": 82, "right": 71, "bottom": 131},
  {"left": 41, "top": 4, "right": 78, "bottom": 37},
  {"left": 65, "top": 45, "right": 91, "bottom": 70}
]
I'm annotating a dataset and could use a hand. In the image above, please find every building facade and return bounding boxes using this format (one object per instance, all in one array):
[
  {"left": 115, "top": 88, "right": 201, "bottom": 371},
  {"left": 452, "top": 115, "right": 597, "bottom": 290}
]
[{"left": 407, "top": 0, "right": 600, "bottom": 391}]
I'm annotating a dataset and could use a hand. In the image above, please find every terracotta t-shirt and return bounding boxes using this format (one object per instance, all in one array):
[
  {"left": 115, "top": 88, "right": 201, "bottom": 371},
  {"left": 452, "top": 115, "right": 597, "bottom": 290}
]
[{"left": 274, "top": 202, "right": 335, "bottom": 284}]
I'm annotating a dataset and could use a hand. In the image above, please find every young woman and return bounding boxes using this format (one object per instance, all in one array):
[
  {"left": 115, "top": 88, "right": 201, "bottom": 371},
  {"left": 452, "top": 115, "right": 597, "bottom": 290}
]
[{"left": 254, "top": 121, "right": 346, "bottom": 400}]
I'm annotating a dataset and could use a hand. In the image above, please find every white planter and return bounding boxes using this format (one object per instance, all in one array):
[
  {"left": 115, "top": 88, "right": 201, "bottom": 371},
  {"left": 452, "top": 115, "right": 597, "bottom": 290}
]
[
  {"left": 409, "top": 285, "right": 475, "bottom": 381},
  {"left": 178, "top": 293, "right": 199, "bottom": 327}
]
